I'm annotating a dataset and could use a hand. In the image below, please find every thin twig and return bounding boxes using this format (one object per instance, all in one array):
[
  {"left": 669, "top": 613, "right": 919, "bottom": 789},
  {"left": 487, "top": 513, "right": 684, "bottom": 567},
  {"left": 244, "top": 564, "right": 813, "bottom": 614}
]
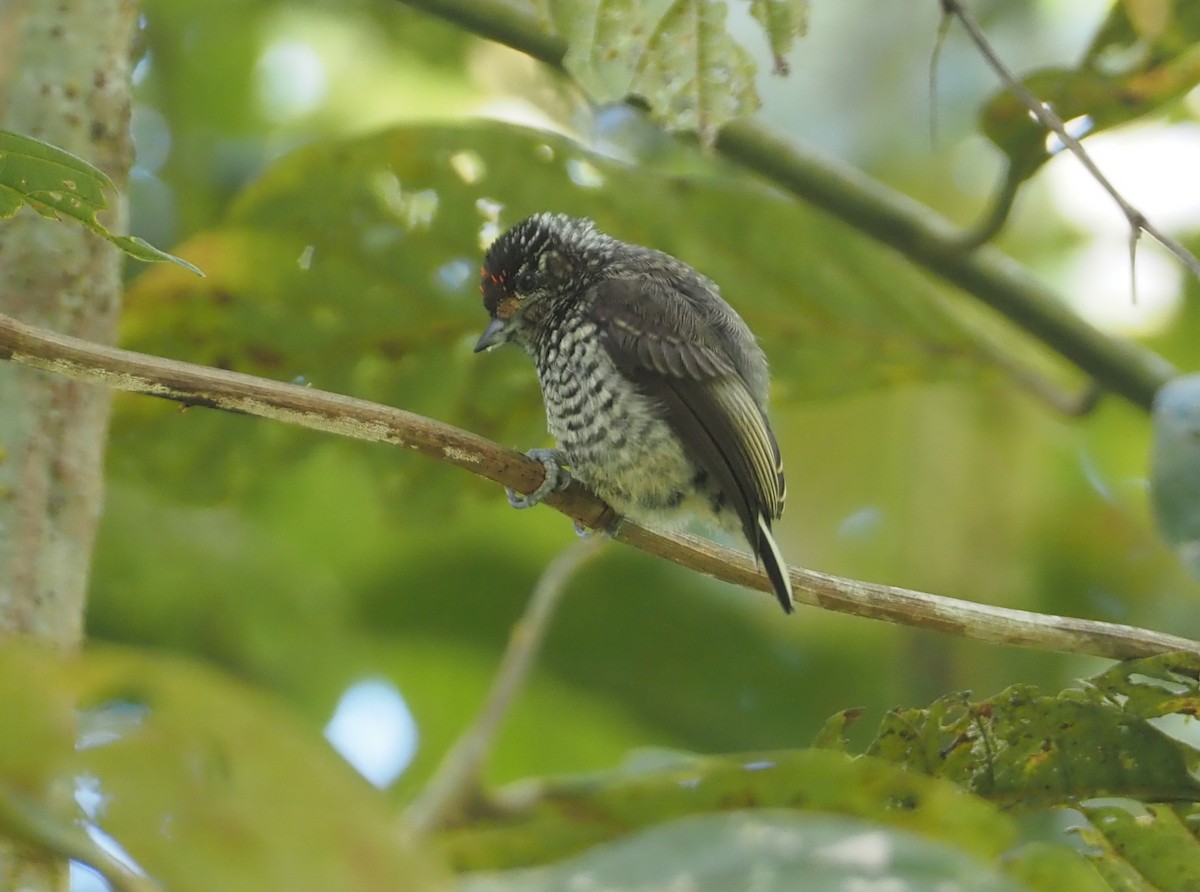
[
  {"left": 0, "top": 313, "right": 1195, "bottom": 660},
  {"left": 953, "top": 169, "right": 1020, "bottom": 250},
  {"left": 970, "top": 330, "right": 1102, "bottom": 416},
  {"left": 406, "top": 536, "right": 607, "bottom": 833},
  {"left": 928, "top": 3, "right": 954, "bottom": 150},
  {"left": 0, "top": 783, "right": 159, "bottom": 892},
  {"left": 942, "top": 0, "right": 1200, "bottom": 283}
]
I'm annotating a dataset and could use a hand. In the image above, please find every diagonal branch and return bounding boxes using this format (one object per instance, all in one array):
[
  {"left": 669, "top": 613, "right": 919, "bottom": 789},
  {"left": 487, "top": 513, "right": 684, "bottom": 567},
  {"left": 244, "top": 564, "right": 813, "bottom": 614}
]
[
  {"left": 0, "top": 312, "right": 1195, "bottom": 661},
  {"left": 406, "top": 535, "right": 607, "bottom": 833},
  {"left": 394, "top": 0, "right": 1178, "bottom": 412}
]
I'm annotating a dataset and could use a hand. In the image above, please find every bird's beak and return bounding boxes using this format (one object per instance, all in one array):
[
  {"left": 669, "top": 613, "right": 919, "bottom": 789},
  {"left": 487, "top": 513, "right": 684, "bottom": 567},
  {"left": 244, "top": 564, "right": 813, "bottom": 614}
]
[{"left": 474, "top": 317, "right": 508, "bottom": 353}]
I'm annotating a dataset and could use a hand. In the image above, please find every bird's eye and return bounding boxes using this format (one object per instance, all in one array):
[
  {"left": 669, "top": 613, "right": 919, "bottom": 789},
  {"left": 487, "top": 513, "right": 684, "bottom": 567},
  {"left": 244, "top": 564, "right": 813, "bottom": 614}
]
[{"left": 513, "top": 263, "right": 541, "bottom": 293}]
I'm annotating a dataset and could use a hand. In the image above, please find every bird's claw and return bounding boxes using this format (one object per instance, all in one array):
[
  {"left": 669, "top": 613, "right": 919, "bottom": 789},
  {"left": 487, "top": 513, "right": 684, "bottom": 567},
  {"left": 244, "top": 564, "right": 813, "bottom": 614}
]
[{"left": 506, "top": 448, "right": 571, "bottom": 509}]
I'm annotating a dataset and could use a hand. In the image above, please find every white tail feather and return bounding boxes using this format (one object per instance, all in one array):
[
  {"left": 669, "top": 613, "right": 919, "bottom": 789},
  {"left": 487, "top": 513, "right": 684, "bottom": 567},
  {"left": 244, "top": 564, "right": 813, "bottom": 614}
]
[{"left": 756, "top": 514, "right": 793, "bottom": 613}]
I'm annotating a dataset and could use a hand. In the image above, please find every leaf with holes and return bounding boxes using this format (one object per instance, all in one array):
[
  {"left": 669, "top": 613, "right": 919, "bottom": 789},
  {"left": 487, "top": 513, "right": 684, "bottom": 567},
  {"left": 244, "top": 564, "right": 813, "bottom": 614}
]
[
  {"left": 0, "top": 129, "right": 200, "bottom": 273},
  {"left": 861, "top": 653, "right": 1200, "bottom": 806},
  {"left": 750, "top": 0, "right": 808, "bottom": 74},
  {"left": 541, "top": 0, "right": 806, "bottom": 143}
]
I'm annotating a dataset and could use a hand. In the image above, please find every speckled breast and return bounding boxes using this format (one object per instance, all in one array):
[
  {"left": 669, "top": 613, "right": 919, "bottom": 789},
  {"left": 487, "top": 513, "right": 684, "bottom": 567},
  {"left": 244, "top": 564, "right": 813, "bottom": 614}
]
[{"left": 533, "top": 317, "right": 718, "bottom": 526}]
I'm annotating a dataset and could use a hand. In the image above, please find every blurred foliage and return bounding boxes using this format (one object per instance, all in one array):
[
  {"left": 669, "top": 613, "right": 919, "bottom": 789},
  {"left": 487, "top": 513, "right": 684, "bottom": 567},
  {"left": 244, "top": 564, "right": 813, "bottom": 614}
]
[
  {"left": 2, "top": 648, "right": 1185, "bottom": 888},
  {"left": 1151, "top": 372, "right": 1200, "bottom": 574},
  {"left": 0, "top": 644, "right": 448, "bottom": 891},
  {"left": 1, "top": 0, "right": 1198, "bottom": 887}
]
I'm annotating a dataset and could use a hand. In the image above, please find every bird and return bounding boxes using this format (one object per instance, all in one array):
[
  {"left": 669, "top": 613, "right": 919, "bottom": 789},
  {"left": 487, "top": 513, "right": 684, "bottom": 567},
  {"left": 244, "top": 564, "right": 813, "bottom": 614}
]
[{"left": 473, "top": 213, "right": 792, "bottom": 612}]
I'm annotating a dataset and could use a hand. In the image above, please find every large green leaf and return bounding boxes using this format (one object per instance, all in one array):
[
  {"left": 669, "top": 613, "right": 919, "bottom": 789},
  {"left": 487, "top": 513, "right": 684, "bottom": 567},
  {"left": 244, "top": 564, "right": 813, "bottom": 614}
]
[
  {"left": 439, "top": 747, "right": 1016, "bottom": 869},
  {"left": 460, "top": 812, "right": 1030, "bottom": 892},
  {"left": 120, "top": 119, "right": 990, "bottom": 500}
]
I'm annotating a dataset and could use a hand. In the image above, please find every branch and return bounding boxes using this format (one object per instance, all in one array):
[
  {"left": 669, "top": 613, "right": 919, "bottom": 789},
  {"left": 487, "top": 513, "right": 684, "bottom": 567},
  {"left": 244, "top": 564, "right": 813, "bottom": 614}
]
[
  {"left": 942, "top": 0, "right": 1200, "bottom": 284},
  {"left": 394, "top": 0, "right": 1178, "bottom": 412},
  {"left": 0, "top": 313, "right": 1195, "bottom": 661},
  {"left": 406, "top": 536, "right": 607, "bottom": 833}
]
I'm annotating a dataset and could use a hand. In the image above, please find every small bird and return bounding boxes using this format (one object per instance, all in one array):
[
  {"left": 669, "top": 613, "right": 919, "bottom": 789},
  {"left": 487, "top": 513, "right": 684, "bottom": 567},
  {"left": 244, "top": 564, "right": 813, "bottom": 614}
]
[{"left": 474, "top": 213, "right": 792, "bottom": 612}]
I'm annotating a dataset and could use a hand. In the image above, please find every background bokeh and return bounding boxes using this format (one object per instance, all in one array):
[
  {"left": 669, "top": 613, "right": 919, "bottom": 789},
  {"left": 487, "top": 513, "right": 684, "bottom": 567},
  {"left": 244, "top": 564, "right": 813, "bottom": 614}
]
[{"left": 90, "top": 0, "right": 1200, "bottom": 815}]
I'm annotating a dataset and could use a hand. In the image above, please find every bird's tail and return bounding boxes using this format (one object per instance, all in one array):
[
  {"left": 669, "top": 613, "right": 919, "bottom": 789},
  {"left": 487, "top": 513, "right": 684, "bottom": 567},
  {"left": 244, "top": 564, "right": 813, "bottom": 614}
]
[{"left": 755, "top": 514, "right": 793, "bottom": 613}]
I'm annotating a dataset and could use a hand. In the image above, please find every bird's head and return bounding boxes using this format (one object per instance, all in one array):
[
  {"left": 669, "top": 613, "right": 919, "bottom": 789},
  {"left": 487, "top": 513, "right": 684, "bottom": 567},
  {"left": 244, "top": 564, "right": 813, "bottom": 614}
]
[{"left": 474, "top": 213, "right": 601, "bottom": 352}]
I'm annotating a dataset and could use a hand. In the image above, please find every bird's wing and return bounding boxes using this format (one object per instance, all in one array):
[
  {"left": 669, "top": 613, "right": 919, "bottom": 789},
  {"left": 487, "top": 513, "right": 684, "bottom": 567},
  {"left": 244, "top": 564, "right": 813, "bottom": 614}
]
[
  {"left": 671, "top": 275, "right": 772, "bottom": 411},
  {"left": 589, "top": 276, "right": 786, "bottom": 530}
]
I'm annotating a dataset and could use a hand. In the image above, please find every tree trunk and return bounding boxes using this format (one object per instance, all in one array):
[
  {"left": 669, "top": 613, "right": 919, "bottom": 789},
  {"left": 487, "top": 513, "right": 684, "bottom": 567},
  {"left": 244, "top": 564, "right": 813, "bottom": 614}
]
[{"left": 0, "top": 0, "right": 137, "bottom": 887}]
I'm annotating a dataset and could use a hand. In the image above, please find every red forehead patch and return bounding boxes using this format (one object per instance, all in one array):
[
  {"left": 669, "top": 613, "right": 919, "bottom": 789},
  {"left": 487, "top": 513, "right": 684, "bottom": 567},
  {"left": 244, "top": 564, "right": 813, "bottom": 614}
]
[{"left": 480, "top": 266, "right": 511, "bottom": 314}]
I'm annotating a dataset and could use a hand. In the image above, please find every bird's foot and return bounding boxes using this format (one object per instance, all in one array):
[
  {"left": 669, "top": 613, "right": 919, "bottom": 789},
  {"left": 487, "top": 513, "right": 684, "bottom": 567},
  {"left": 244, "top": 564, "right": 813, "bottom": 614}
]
[{"left": 507, "top": 448, "right": 572, "bottom": 509}]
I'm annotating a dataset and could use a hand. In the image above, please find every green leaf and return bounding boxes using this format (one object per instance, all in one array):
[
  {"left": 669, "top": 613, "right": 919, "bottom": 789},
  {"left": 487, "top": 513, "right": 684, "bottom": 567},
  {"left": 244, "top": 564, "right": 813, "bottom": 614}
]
[
  {"left": 631, "top": 0, "right": 759, "bottom": 144},
  {"left": 0, "top": 650, "right": 76, "bottom": 792},
  {"left": 0, "top": 129, "right": 202, "bottom": 273},
  {"left": 539, "top": 0, "right": 805, "bottom": 143},
  {"left": 0, "top": 644, "right": 448, "bottom": 892},
  {"left": 461, "top": 812, "right": 1031, "bottom": 892},
  {"left": 439, "top": 748, "right": 1017, "bottom": 870},
  {"left": 1083, "top": 651, "right": 1200, "bottom": 718},
  {"left": 860, "top": 653, "right": 1200, "bottom": 806},
  {"left": 1080, "top": 803, "right": 1200, "bottom": 892},
  {"left": 811, "top": 707, "right": 863, "bottom": 752},
  {"left": 1003, "top": 841, "right": 1111, "bottom": 892},
  {"left": 749, "top": 0, "right": 809, "bottom": 74}
]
